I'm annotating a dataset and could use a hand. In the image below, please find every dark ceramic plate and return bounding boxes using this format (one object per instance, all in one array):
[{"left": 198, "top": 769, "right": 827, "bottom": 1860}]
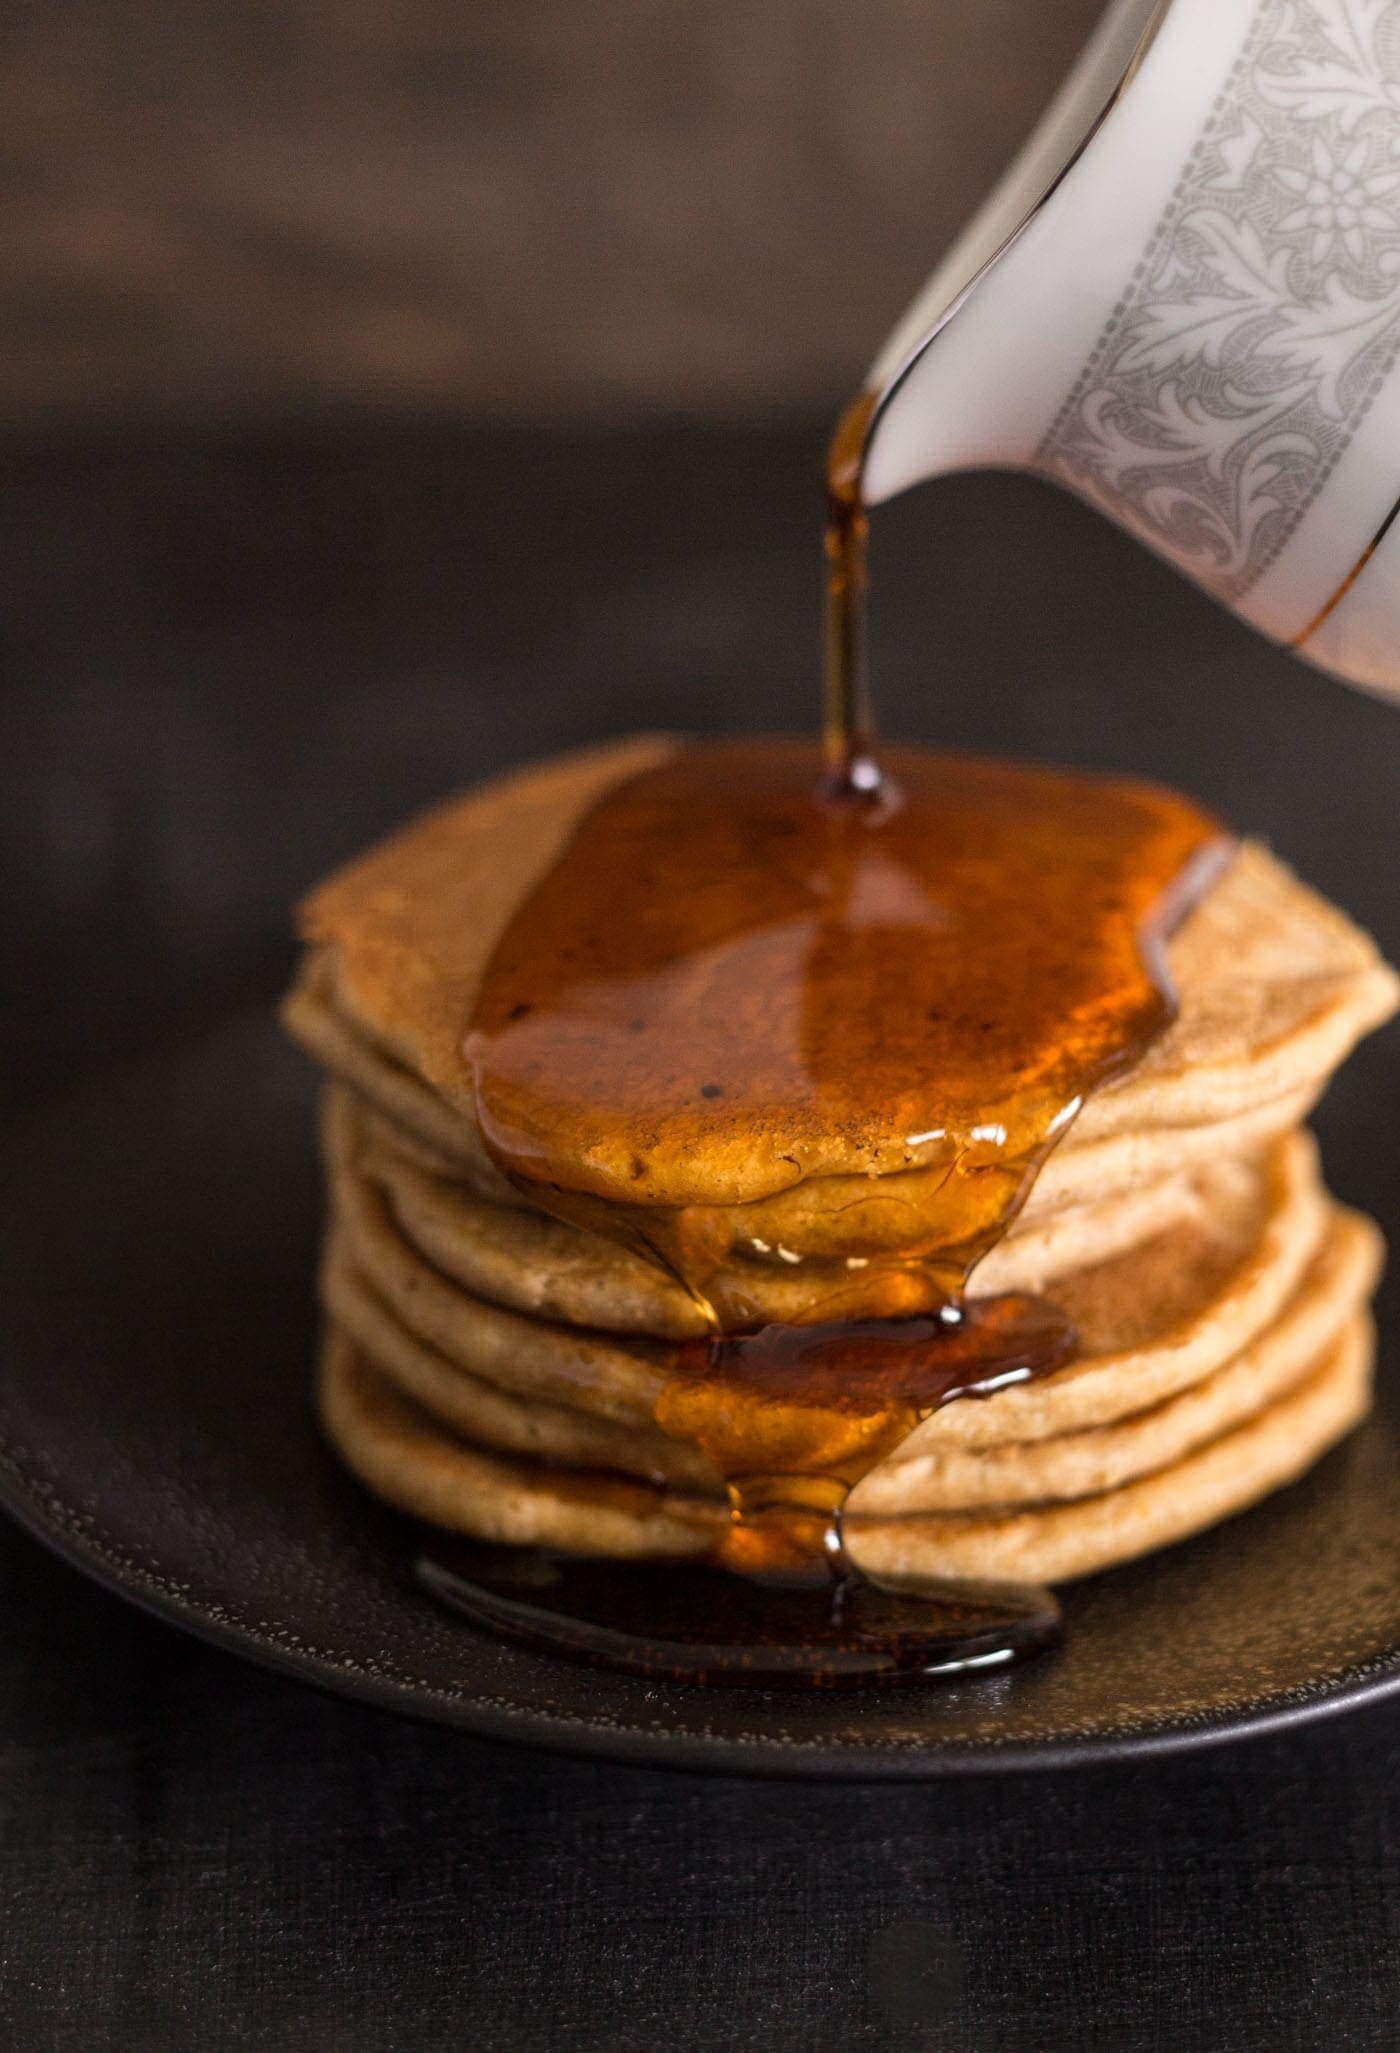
[{"left": 4, "top": 1010, "right": 1400, "bottom": 1779}]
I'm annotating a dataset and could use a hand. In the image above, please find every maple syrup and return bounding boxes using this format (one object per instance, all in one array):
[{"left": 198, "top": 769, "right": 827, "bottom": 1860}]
[
  {"left": 823, "top": 390, "right": 880, "bottom": 798},
  {"left": 417, "top": 1546, "right": 1062, "bottom": 1689},
  {"left": 416, "top": 394, "right": 1231, "bottom": 1688}
]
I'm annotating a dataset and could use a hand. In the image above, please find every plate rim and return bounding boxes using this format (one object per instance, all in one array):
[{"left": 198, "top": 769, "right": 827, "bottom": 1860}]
[{"left": 5, "top": 1439, "right": 1400, "bottom": 1780}]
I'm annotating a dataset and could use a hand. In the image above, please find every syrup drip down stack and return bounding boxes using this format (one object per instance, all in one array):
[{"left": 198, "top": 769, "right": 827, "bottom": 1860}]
[{"left": 284, "top": 737, "right": 1397, "bottom": 1586}]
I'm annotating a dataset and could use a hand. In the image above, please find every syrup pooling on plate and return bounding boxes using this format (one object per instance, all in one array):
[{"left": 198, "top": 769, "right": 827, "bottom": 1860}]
[
  {"left": 417, "top": 1545, "right": 1063, "bottom": 1690},
  {"left": 463, "top": 737, "right": 1230, "bottom": 1586}
]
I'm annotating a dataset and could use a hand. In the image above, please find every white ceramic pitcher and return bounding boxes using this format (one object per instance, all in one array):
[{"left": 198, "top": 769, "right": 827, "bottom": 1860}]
[{"left": 858, "top": 0, "right": 1400, "bottom": 700}]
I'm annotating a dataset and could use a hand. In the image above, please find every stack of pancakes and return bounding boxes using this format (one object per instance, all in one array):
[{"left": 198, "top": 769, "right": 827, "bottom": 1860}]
[{"left": 284, "top": 738, "right": 1398, "bottom": 1584}]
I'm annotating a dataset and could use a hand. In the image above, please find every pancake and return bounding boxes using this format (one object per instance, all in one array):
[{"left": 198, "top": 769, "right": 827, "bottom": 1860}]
[
  {"left": 324, "top": 1190, "right": 1375, "bottom": 1510},
  {"left": 851, "top": 1208, "right": 1379, "bottom": 1511},
  {"left": 327, "top": 1122, "right": 1334, "bottom": 1443},
  {"left": 287, "top": 738, "right": 1395, "bottom": 1588},
  {"left": 287, "top": 739, "right": 1398, "bottom": 1214},
  {"left": 320, "top": 1328, "right": 716, "bottom": 1559},
  {"left": 287, "top": 963, "right": 1327, "bottom": 1256},
  {"left": 329, "top": 1085, "right": 710, "bottom": 1338},
  {"left": 327, "top": 1083, "right": 1216, "bottom": 1338},
  {"left": 318, "top": 1317, "right": 1373, "bottom": 1584},
  {"left": 850, "top": 1321, "right": 1374, "bottom": 1586},
  {"left": 320, "top": 1234, "right": 718, "bottom": 1488}
]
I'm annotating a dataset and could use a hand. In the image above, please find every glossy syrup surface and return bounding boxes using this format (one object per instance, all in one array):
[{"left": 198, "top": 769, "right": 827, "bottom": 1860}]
[
  {"left": 417, "top": 1546, "right": 1063, "bottom": 1691},
  {"left": 659, "top": 1296, "right": 1077, "bottom": 1579},
  {"left": 463, "top": 738, "right": 1228, "bottom": 1313},
  {"left": 428, "top": 409, "right": 1231, "bottom": 1688}
]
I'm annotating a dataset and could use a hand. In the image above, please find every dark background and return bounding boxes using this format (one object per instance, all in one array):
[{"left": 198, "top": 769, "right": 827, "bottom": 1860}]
[{"left": 4, "top": 6, "right": 1400, "bottom": 2049}]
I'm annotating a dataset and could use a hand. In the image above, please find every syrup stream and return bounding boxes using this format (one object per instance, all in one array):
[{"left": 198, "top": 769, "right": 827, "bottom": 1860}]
[{"left": 822, "top": 391, "right": 880, "bottom": 801}]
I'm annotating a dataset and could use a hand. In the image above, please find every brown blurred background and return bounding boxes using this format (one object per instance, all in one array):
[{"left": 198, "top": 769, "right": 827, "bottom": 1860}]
[{"left": 4, "top": 0, "right": 1103, "bottom": 426}]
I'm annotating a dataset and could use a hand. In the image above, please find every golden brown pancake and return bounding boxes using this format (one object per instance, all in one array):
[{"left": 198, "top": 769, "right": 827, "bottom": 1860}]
[
  {"left": 853, "top": 1210, "right": 1379, "bottom": 1511},
  {"left": 323, "top": 1192, "right": 1376, "bottom": 1512},
  {"left": 287, "top": 740, "right": 1397, "bottom": 1211},
  {"left": 318, "top": 1318, "right": 1373, "bottom": 1583},
  {"left": 286, "top": 958, "right": 1329, "bottom": 1260},
  {"left": 327, "top": 1121, "right": 1333, "bottom": 1440},
  {"left": 285, "top": 739, "right": 1396, "bottom": 1582},
  {"left": 326, "top": 1083, "right": 1218, "bottom": 1338}
]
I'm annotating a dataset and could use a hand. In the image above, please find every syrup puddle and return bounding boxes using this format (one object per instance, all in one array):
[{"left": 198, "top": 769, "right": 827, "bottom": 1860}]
[{"left": 416, "top": 1546, "right": 1060, "bottom": 1690}]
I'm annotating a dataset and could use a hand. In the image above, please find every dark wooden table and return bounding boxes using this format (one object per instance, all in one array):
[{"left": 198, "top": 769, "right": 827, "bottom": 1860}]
[{"left": 3, "top": 419, "right": 1399, "bottom": 2051}]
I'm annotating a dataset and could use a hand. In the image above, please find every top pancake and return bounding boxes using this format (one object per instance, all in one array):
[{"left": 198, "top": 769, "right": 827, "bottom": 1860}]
[{"left": 291, "top": 736, "right": 1397, "bottom": 1211}]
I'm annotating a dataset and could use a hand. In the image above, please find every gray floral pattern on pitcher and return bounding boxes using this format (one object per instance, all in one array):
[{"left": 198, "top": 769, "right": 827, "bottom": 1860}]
[{"left": 1039, "top": 0, "right": 1400, "bottom": 602}]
